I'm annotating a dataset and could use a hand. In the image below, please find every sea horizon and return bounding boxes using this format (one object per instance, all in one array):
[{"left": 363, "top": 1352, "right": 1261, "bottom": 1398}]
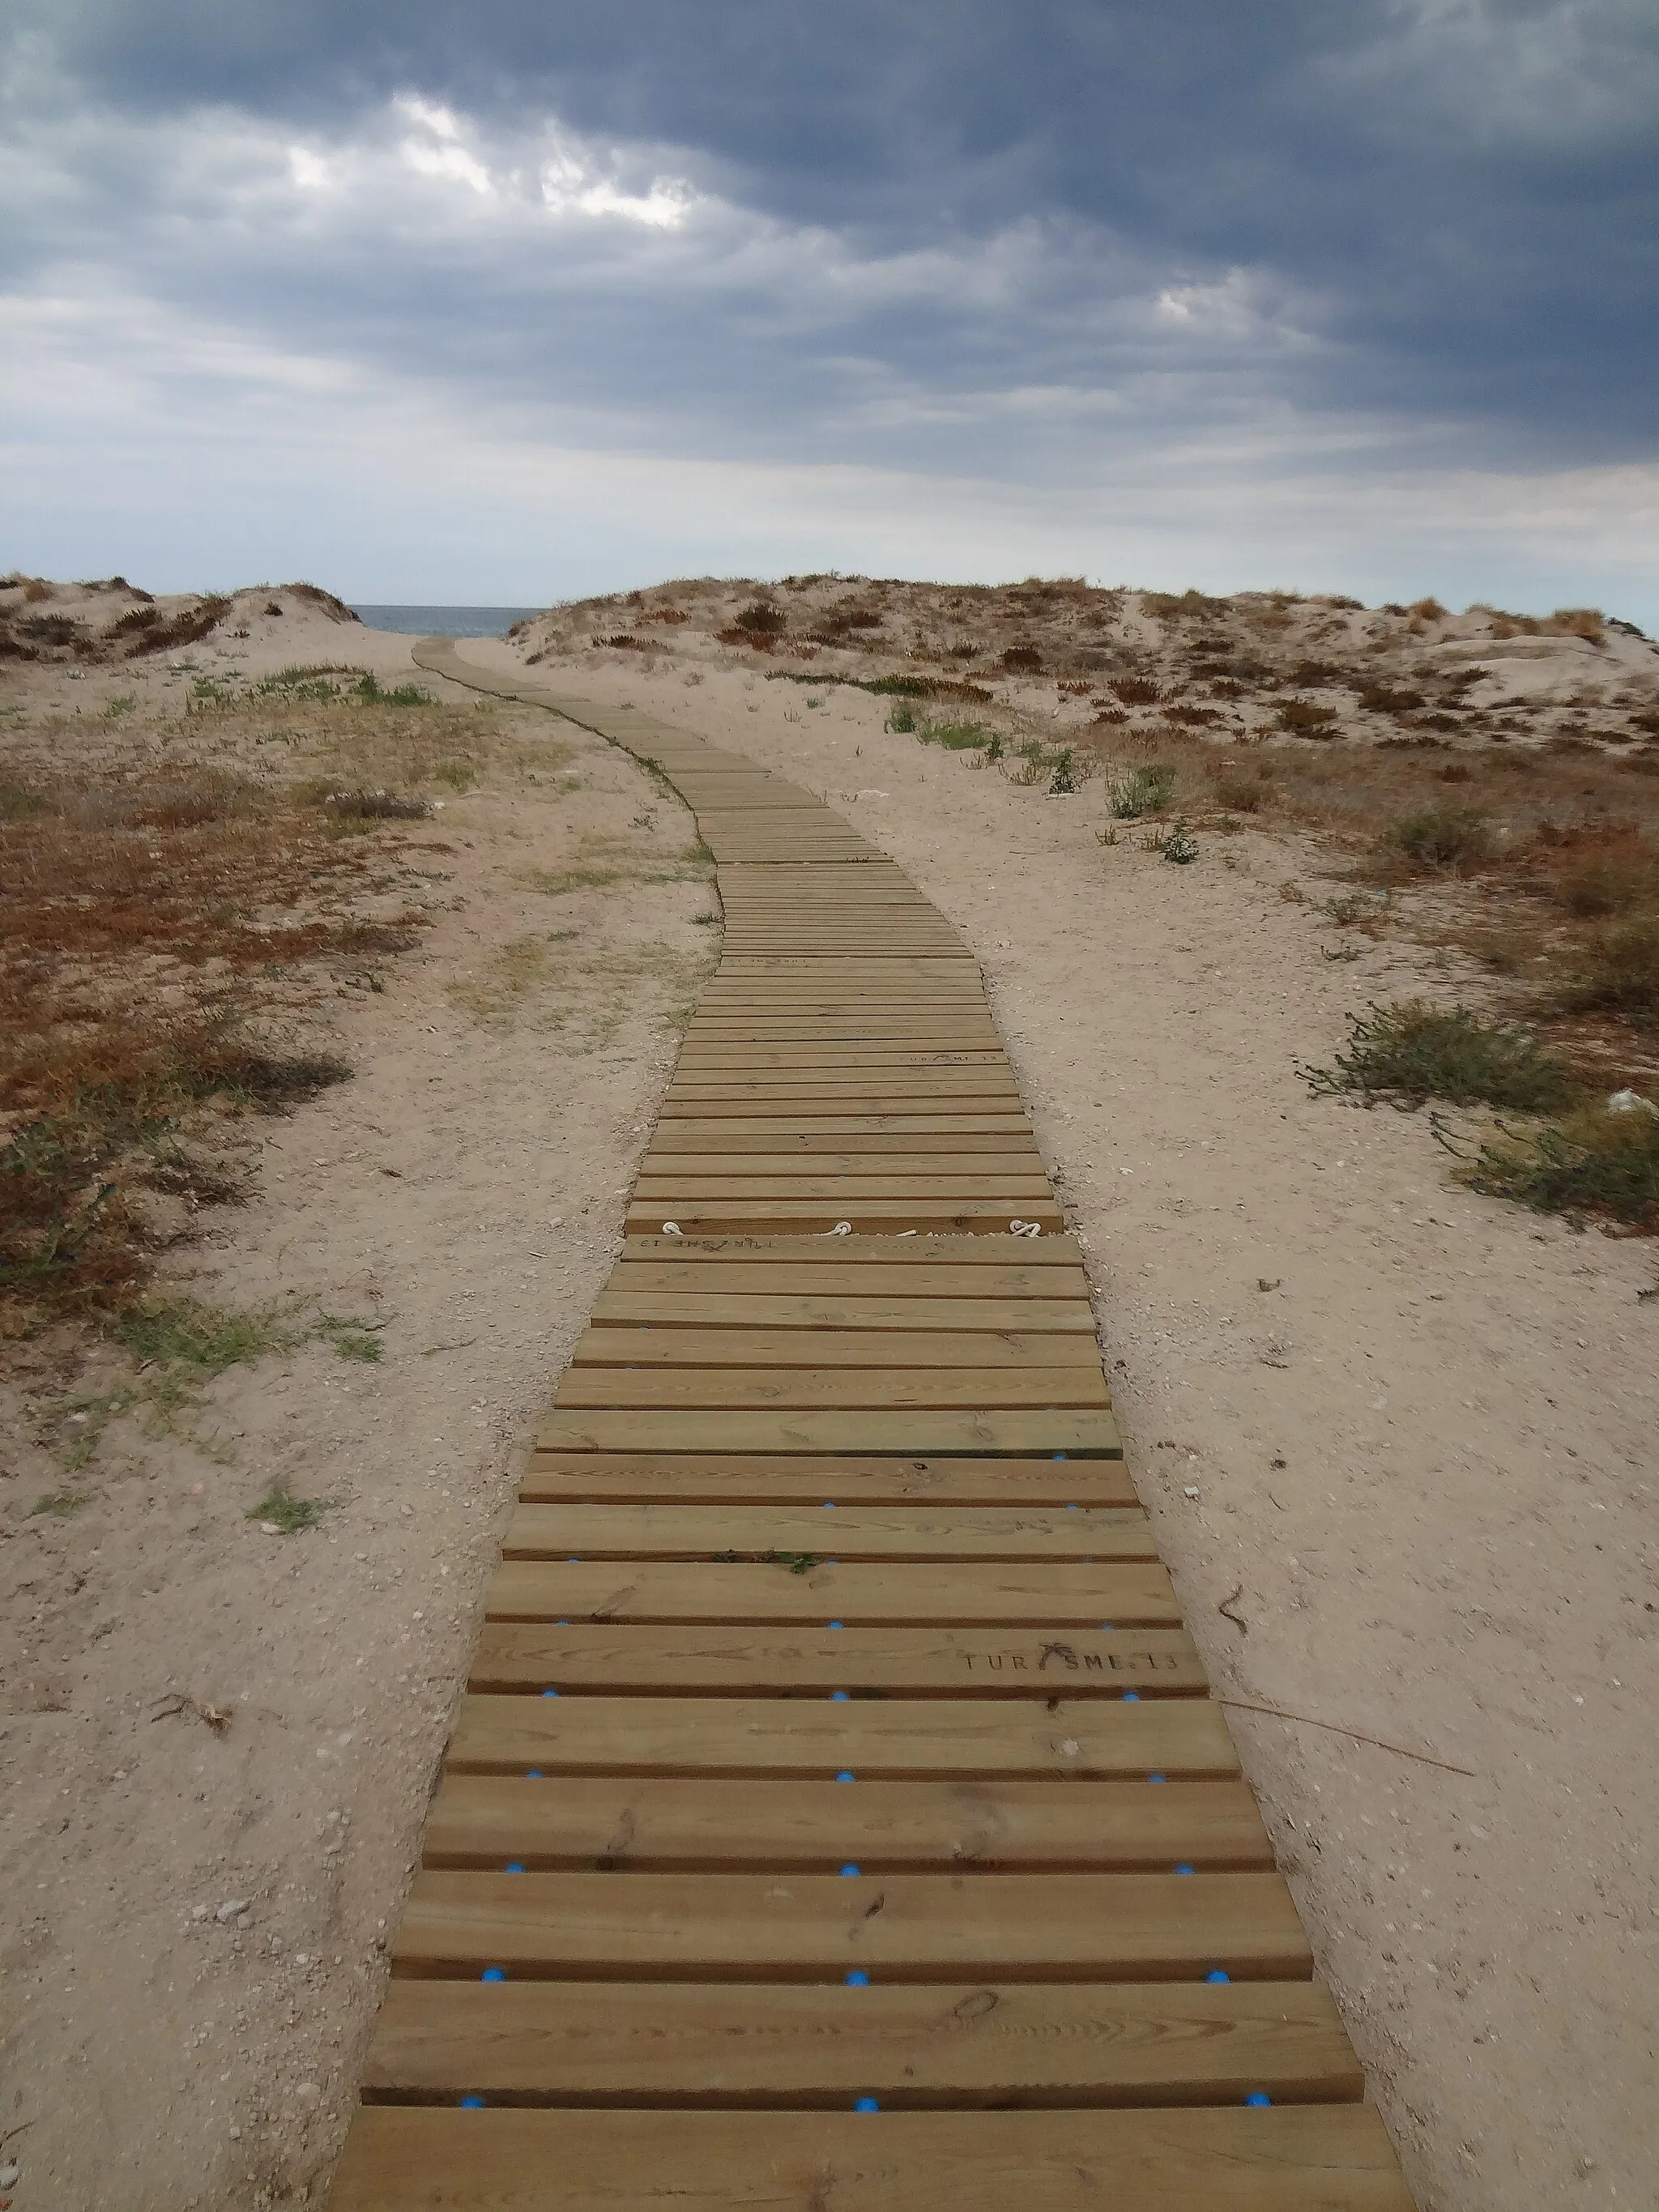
[{"left": 350, "top": 603, "right": 542, "bottom": 637}]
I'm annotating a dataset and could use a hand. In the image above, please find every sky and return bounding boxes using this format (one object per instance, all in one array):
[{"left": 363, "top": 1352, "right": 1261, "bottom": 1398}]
[{"left": 2, "top": 2, "right": 1657, "bottom": 618}]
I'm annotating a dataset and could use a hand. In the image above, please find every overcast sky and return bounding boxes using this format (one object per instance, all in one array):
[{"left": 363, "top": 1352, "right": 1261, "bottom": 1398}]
[{"left": 3, "top": 2, "right": 1657, "bottom": 615}]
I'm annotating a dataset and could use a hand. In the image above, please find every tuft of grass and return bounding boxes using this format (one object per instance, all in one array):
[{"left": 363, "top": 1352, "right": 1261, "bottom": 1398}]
[
  {"left": 248, "top": 1479, "right": 331, "bottom": 1535},
  {"left": 1385, "top": 804, "right": 1491, "bottom": 871},
  {"left": 32, "top": 1489, "right": 86, "bottom": 1517},
  {"left": 522, "top": 835, "right": 712, "bottom": 899},
  {"left": 1560, "top": 914, "right": 1659, "bottom": 1029},
  {"left": 432, "top": 757, "right": 477, "bottom": 791},
  {"left": 1446, "top": 1102, "right": 1658, "bottom": 1227},
  {"left": 918, "top": 718, "right": 991, "bottom": 750},
  {"left": 1302, "top": 1001, "right": 1578, "bottom": 1111},
  {"left": 109, "top": 1296, "right": 301, "bottom": 1375},
  {"left": 1108, "top": 762, "right": 1177, "bottom": 819},
  {"left": 885, "top": 702, "right": 920, "bottom": 733},
  {"left": 1277, "top": 698, "right": 1341, "bottom": 737},
  {"left": 1047, "top": 748, "right": 1078, "bottom": 795}
]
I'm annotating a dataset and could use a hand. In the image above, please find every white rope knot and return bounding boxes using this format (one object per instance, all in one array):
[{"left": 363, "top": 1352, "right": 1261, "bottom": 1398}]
[
  {"left": 819, "top": 1221, "right": 853, "bottom": 1237},
  {"left": 661, "top": 1221, "right": 683, "bottom": 1235},
  {"left": 1009, "top": 1218, "right": 1043, "bottom": 1238}
]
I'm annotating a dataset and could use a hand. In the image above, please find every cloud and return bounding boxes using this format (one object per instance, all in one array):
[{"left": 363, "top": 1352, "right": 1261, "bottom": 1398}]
[{"left": 2, "top": 3, "right": 1657, "bottom": 612}]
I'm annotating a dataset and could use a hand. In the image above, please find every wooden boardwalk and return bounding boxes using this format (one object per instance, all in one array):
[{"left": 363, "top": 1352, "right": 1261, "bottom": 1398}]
[{"left": 326, "top": 650, "right": 1415, "bottom": 2209}]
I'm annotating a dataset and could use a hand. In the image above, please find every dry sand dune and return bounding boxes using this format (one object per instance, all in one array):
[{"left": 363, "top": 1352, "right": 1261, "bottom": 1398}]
[{"left": 2, "top": 573, "right": 1657, "bottom": 2211}]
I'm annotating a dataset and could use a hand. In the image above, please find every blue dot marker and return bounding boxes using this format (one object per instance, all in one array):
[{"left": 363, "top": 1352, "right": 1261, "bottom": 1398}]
[
  {"left": 836, "top": 1770, "right": 855, "bottom": 1783},
  {"left": 845, "top": 1970, "right": 869, "bottom": 1987},
  {"left": 840, "top": 1863, "right": 861, "bottom": 1877},
  {"left": 1052, "top": 1452, "right": 1068, "bottom": 1461},
  {"left": 854, "top": 2097, "right": 881, "bottom": 2113},
  {"left": 459, "top": 2095, "right": 486, "bottom": 2108},
  {"left": 1174, "top": 1862, "right": 1195, "bottom": 1877},
  {"left": 1147, "top": 1771, "right": 1166, "bottom": 1784},
  {"left": 1066, "top": 1502, "right": 1080, "bottom": 1511},
  {"left": 481, "top": 1967, "right": 505, "bottom": 1983},
  {"left": 1246, "top": 2092, "right": 1273, "bottom": 2108},
  {"left": 827, "top": 1621, "right": 844, "bottom": 1630},
  {"left": 831, "top": 1690, "right": 850, "bottom": 1702},
  {"left": 556, "top": 1619, "right": 569, "bottom": 1626},
  {"left": 1206, "top": 1969, "right": 1231, "bottom": 1984},
  {"left": 505, "top": 1861, "right": 525, "bottom": 1874},
  {"left": 821, "top": 1501, "right": 837, "bottom": 1509},
  {"left": 542, "top": 1688, "right": 560, "bottom": 1698},
  {"left": 527, "top": 1769, "right": 543, "bottom": 1779},
  {"left": 1122, "top": 1690, "right": 1140, "bottom": 1702},
  {"left": 567, "top": 1556, "right": 581, "bottom": 1564},
  {"left": 1100, "top": 1622, "right": 1115, "bottom": 1631}
]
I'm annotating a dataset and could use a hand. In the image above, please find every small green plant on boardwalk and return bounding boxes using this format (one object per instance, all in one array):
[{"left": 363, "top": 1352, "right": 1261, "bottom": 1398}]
[{"left": 1302, "top": 1003, "right": 1577, "bottom": 1111}]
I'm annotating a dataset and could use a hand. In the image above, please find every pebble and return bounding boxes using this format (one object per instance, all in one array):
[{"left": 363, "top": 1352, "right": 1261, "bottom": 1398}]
[
  {"left": 259, "top": 1522, "right": 282, "bottom": 1536},
  {"left": 216, "top": 1898, "right": 252, "bottom": 1924},
  {"left": 0, "top": 2159, "right": 19, "bottom": 2189}
]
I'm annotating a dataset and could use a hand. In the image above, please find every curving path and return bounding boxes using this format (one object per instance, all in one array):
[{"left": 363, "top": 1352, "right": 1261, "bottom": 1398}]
[{"left": 322, "top": 642, "right": 1415, "bottom": 2210}]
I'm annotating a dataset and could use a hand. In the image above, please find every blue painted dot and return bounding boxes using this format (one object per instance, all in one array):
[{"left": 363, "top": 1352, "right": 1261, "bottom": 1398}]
[
  {"left": 505, "top": 1862, "right": 525, "bottom": 1874},
  {"left": 836, "top": 1771, "right": 855, "bottom": 1783},
  {"left": 827, "top": 1621, "right": 844, "bottom": 1630},
  {"left": 459, "top": 2095, "right": 486, "bottom": 2108},
  {"left": 1122, "top": 1690, "right": 1140, "bottom": 1703},
  {"left": 831, "top": 1690, "right": 850, "bottom": 1702},
  {"left": 481, "top": 1967, "right": 505, "bottom": 1983},
  {"left": 567, "top": 1556, "right": 581, "bottom": 1564},
  {"left": 845, "top": 1970, "right": 869, "bottom": 1987},
  {"left": 1100, "top": 1623, "right": 1115, "bottom": 1632},
  {"left": 821, "top": 1501, "right": 837, "bottom": 1510},
  {"left": 1066, "top": 1502, "right": 1080, "bottom": 1511},
  {"left": 1245, "top": 2092, "right": 1273, "bottom": 2108},
  {"left": 840, "top": 1863, "right": 861, "bottom": 1877},
  {"left": 1174, "top": 1863, "right": 1195, "bottom": 1877},
  {"left": 556, "top": 1619, "right": 569, "bottom": 1626},
  {"left": 1206, "top": 1970, "right": 1231, "bottom": 1985},
  {"left": 1052, "top": 1452, "right": 1068, "bottom": 1461},
  {"left": 854, "top": 2097, "right": 881, "bottom": 2113},
  {"left": 1147, "top": 1771, "right": 1166, "bottom": 1784},
  {"left": 527, "top": 1769, "right": 543, "bottom": 1779},
  {"left": 542, "top": 1688, "right": 560, "bottom": 1698}
]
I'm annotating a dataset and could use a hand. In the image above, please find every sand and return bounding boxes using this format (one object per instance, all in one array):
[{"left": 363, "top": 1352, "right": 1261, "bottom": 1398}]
[{"left": 1, "top": 605, "right": 1654, "bottom": 2212}]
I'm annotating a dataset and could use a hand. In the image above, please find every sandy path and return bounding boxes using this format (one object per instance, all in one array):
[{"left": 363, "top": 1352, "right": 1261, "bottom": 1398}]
[{"left": 450, "top": 638, "right": 1658, "bottom": 2212}]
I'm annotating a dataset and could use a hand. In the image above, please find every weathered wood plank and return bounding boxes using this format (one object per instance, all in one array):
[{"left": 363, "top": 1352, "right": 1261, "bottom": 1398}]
[
  {"left": 485, "top": 1559, "right": 1175, "bottom": 1626},
  {"left": 470, "top": 1623, "right": 1200, "bottom": 1696},
  {"left": 501, "top": 1503, "right": 1154, "bottom": 1562},
  {"left": 569, "top": 1326, "right": 1100, "bottom": 1369},
  {"left": 535, "top": 1411, "right": 1120, "bottom": 1457},
  {"left": 329, "top": 2105, "right": 1415, "bottom": 2212},
  {"left": 420, "top": 1774, "right": 1273, "bottom": 1871},
  {"left": 445, "top": 1692, "right": 1234, "bottom": 1778},
  {"left": 518, "top": 1454, "right": 1140, "bottom": 1506}
]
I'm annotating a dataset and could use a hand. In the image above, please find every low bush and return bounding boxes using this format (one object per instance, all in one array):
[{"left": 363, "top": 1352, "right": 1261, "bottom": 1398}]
[
  {"left": 1560, "top": 915, "right": 1659, "bottom": 1028},
  {"left": 1302, "top": 1001, "right": 1577, "bottom": 1111},
  {"left": 1107, "top": 762, "right": 1177, "bottom": 818},
  {"left": 1386, "top": 804, "right": 1491, "bottom": 871},
  {"left": 1451, "top": 1102, "right": 1659, "bottom": 1227}
]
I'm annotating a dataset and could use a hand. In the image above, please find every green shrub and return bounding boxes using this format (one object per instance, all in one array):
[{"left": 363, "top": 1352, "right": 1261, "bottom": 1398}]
[
  {"left": 1108, "top": 761, "right": 1177, "bottom": 819},
  {"left": 1386, "top": 805, "right": 1491, "bottom": 870},
  {"left": 1302, "top": 1001, "right": 1577, "bottom": 1110},
  {"left": 1451, "top": 1103, "right": 1659, "bottom": 1226},
  {"left": 1561, "top": 915, "right": 1659, "bottom": 1028}
]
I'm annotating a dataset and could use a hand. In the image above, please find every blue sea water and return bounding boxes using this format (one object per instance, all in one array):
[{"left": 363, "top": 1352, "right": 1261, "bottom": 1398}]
[{"left": 351, "top": 605, "right": 542, "bottom": 638}]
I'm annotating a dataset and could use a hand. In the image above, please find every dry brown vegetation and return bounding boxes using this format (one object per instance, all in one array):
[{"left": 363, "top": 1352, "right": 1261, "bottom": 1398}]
[
  {"left": 519, "top": 573, "right": 1659, "bottom": 1196},
  {"left": 0, "top": 671, "right": 540, "bottom": 1335}
]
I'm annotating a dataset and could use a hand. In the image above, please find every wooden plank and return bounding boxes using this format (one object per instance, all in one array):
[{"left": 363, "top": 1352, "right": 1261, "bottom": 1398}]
[
  {"left": 445, "top": 1692, "right": 1232, "bottom": 1777},
  {"left": 391, "top": 1869, "right": 1307, "bottom": 1980},
  {"left": 360, "top": 1979, "right": 1360, "bottom": 2108},
  {"left": 632, "top": 1179, "right": 1057, "bottom": 1202},
  {"left": 518, "top": 1454, "right": 1141, "bottom": 1506},
  {"left": 470, "top": 1624, "right": 1201, "bottom": 1696},
  {"left": 569, "top": 1328, "right": 1099, "bottom": 1369},
  {"left": 588, "top": 1293, "right": 1094, "bottom": 1334},
  {"left": 548, "top": 1369, "right": 1111, "bottom": 1411},
  {"left": 623, "top": 1208, "right": 1067, "bottom": 1238},
  {"left": 421, "top": 1774, "right": 1273, "bottom": 1871},
  {"left": 501, "top": 1504, "right": 1154, "bottom": 1562},
  {"left": 621, "top": 1234, "right": 1085, "bottom": 1262},
  {"left": 329, "top": 2105, "right": 1415, "bottom": 2211},
  {"left": 634, "top": 1159, "right": 1049, "bottom": 1183},
  {"left": 485, "top": 1558, "right": 1175, "bottom": 1626},
  {"left": 606, "top": 1265, "right": 1091, "bottom": 1298},
  {"left": 534, "top": 1411, "right": 1123, "bottom": 1457}
]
